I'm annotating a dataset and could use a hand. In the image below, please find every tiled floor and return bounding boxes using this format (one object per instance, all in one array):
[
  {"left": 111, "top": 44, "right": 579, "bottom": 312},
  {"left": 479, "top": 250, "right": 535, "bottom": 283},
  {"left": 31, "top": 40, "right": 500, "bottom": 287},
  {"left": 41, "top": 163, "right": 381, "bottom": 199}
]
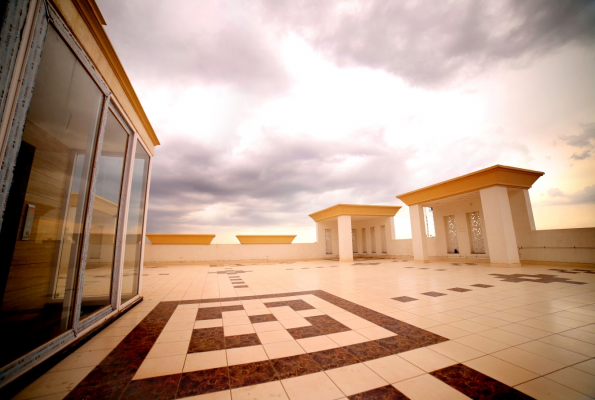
[{"left": 13, "top": 260, "right": 595, "bottom": 399}]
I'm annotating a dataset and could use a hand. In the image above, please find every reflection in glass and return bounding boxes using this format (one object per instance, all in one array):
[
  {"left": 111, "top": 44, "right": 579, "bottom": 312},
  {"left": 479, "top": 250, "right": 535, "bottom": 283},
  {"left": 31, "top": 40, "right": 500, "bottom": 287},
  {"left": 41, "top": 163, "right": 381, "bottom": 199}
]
[
  {"left": 78, "top": 111, "right": 128, "bottom": 320},
  {"left": 0, "top": 25, "right": 102, "bottom": 365},
  {"left": 121, "top": 143, "right": 150, "bottom": 304}
]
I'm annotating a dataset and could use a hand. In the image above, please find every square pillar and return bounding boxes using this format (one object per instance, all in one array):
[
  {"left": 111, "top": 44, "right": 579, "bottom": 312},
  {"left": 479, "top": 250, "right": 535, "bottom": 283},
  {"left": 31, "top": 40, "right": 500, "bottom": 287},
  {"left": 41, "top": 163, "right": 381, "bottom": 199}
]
[
  {"left": 409, "top": 204, "right": 429, "bottom": 263},
  {"left": 479, "top": 186, "right": 520, "bottom": 266},
  {"left": 337, "top": 215, "right": 353, "bottom": 262}
]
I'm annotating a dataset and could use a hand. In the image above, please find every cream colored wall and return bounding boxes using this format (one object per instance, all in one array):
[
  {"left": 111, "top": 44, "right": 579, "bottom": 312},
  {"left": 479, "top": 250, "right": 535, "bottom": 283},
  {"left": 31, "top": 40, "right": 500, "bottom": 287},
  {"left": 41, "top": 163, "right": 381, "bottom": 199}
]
[
  {"left": 144, "top": 243, "right": 324, "bottom": 263},
  {"left": 508, "top": 188, "right": 595, "bottom": 264}
]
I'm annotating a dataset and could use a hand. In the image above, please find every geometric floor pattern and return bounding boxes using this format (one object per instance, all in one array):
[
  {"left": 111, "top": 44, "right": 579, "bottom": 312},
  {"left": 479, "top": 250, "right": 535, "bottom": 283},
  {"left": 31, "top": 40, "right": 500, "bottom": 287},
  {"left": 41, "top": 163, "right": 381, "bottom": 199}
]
[{"left": 14, "top": 260, "right": 595, "bottom": 399}]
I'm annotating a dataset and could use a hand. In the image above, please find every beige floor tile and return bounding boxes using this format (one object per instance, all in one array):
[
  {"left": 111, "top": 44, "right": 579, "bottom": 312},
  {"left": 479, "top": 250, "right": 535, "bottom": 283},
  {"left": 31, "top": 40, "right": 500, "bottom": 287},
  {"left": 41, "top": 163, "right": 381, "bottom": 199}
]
[
  {"left": 448, "top": 320, "right": 491, "bottom": 333},
  {"left": 296, "top": 309, "right": 325, "bottom": 317},
  {"left": 398, "top": 347, "right": 457, "bottom": 372},
  {"left": 22, "top": 391, "right": 69, "bottom": 400},
  {"left": 325, "top": 362, "right": 387, "bottom": 396},
  {"left": 393, "top": 374, "right": 470, "bottom": 400},
  {"left": 95, "top": 325, "right": 136, "bottom": 338},
  {"left": 231, "top": 380, "right": 288, "bottom": 399},
  {"left": 464, "top": 355, "right": 538, "bottom": 386},
  {"left": 297, "top": 335, "right": 339, "bottom": 353},
  {"left": 50, "top": 349, "right": 111, "bottom": 372},
  {"left": 327, "top": 330, "right": 368, "bottom": 346},
  {"left": 427, "top": 325, "right": 471, "bottom": 339},
  {"left": 269, "top": 306, "right": 294, "bottom": 314},
  {"left": 254, "top": 321, "right": 285, "bottom": 333},
  {"left": 279, "top": 317, "right": 311, "bottom": 329},
  {"left": 454, "top": 334, "right": 510, "bottom": 353},
  {"left": 257, "top": 329, "right": 294, "bottom": 344},
  {"left": 579, "top": 324, "right": 595, "bottom": 333},
  {"left": 516, "top": 340, "right": 589, "bottom": 366},
  {"left": 546, "top": 367, "right": 595, "bottom": 397},
  {"left": 224, "top": 324, "right": 255, "bottom": 336},
  {"left": 220, "top": 301, "right": 242, "bottom": 306},
  {"left": 486, "top": 311, "right": 527, "bottom": 323},
  {"left": 245, "top": 308, "right": 272, "bottom": 316},
  {"left": 194, "top": 319, "right": 223, "bottom": 329},
  {"left": 477, "top": 328, "right": 533, "bottom": 346},
  {"left": 133, "top": 354, "right": 186, "bottom": 380},
  {"left": 226, "top": 345, "right": 268, "bottom": 366},
  {"left": 428, "top": 340, "right": 485, "bottom": 363},
  {"left": 282, "top": 371, "right": 344, "bottom": 400},
  {"left": 14, "top": 367, "right": 95, "bottom": 400},
  {"left": 498, "top": 323, "right": 551, "bottom": 339},
  {"left": 156, "top": 329, "right": 193, "bottom": 344},
  {"left": 263, "top": 340, "right": 306, "bottom": 359},
  {"left": 341, "top": 318, "right": 375, "bottom": 330},
  {"left": 76, "top": 335, "right": 126, "bottom": 352},
  {"left": 184, "top": 350, "right": 227, "bottom": 372},
  {"left": 163, "top": 321, "right": 195, "bottom": 332},
  {"left": 467, "top": 316, "right": 509, "bottom": 328},
  {"left": 426, "top": 313, "right": 461, "bottom": 324},
  {"left": 516, "top": 377, "right": 590, "bottom": 400},
  {"left": 573, "top": 359, "right": 595, "bottom": 376},
  {"left": 222, "top": 310, "right": 247, "bottom": 319},
  {"left": 559, "top": 328, "right": 595, "bottom": 344},
  {"left": 355, "top": 326, "right": 396, "bottom": 340},
  {"left": 222, "top": 316, "right": 251, "bottom": 326},
  {"left": 518, "top": 319, "right": 572, "bottom": 333},
  {"left": 491, "top": 347, "right": 565, "bottom": 375},
  {"left": 364, "top": 355, "right": 425, "bottom": 383},
  {"left": 539, "top": 334, "right": 595, "bottom": 357},
  {"left": 275, "top": 311, "right": 301, "bottom": 321},
  {"left": 146, "top": 341, "right": 190, "bottom": 359},
  {"left": 404, "top": 317, "right": 442, "bottom": 329}
]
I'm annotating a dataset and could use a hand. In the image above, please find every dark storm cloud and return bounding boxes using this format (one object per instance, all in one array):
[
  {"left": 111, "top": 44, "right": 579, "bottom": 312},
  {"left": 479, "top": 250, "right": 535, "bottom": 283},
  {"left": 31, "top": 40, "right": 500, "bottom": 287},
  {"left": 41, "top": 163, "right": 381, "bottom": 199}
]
[
  {"left": 561, "top": 123, "right": 595, "bottom": 160},
  {"left": 97, "top": 0, "right": 291, "bottom": 96},
  {"left": 261, "top": 0, "right": 595, "bottom": 88}
]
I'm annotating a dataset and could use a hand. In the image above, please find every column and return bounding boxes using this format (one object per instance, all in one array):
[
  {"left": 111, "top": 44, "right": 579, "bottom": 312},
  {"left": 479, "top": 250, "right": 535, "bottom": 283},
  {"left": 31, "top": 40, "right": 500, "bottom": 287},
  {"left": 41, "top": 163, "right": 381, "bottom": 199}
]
[
  {"left": 409, "top": 204, "right": 429, "bottom": 263},
  {"left": 337, "top": 215, "right": 353, "bottom": 262},
  {"left": 479, "top": 186, "right": 520, "bottom": 266}
]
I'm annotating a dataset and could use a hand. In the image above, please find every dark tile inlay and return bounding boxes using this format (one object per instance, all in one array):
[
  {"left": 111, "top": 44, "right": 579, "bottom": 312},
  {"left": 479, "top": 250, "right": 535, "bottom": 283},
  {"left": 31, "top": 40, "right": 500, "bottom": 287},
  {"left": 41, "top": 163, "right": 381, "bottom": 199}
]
[
  {"left": 285, "top": 299, "right": 315, "bottom": 311},
  {"left": 344, "top": 341, "right": 392, "bottom": 362},
  {"left": 348, "top": 385, "right": 409, "bottom": 400},
  {"left": 120, "top": 374, "right": 180, "bottom": 400},
  {"left": 375, "top": 336, "right": 424, "bottom": 354},
  {"left": 249, "top": 314, "right": 277, "bottom": 323},
  {"left": 287, "top": 325, "right": 323, "bottom": 339},
  {"left": 234, "top": 285, "right": 249, "bottom": 288},
  {"left": 421, "top": 291, "right": 447, "bottom": 297},
  {"left": 271, "top": 354, "right": 321, "bottom": 379},
  {"left": 192, "top": 327, "right": 224, "bottom": 340},
  {"left": 310, "top": 347, "right": 359, "bottom": 370},
  {"left": 305, "top": 315, "right": 350, "bottom": 334},
  {"left": 471, "top": 284, "right": 493, "bottom": 288},
  {"left": 431, "top": 364, "right": 533, "bottom": 400},
  {"left": 448, "top": 287, "right": 471, "bottom": 292},
  {"left": 225, "top": 333, "right": 261, "bottom": 349},
  {"left": 392, "top": 296, "right": 418, "bottom": 303},
  {"left": 489, "top": 273, "right": 586, "bottom": 285},
  {"left": 196, "top": 308, "right": 223, "bottom": 320},
  {"left": 188, "top": 336, "right": 225, "bottom": 353},
  {"left": 265, "top": 301, "right": 287, "bottom": 308},
  {"left": 228, "top": 360, "right": 278, "bottom": 388},
  {"left": 177, "top": 367, "right": 230, "bottom": 397}
]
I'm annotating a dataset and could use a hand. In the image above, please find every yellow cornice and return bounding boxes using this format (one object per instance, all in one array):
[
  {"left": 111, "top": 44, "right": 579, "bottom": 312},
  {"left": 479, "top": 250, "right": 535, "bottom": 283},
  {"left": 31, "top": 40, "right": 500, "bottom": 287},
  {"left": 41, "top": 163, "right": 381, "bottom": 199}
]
[
  {"left": 70, "top": 0, "right": 160, "bottom": 146},
  {"left": 396, "top": 165, "right": 544, "bottom": 206},
  {"left": 236, "top": 235, "right": 297, "bottom": 244},
  {"left": 146, "top": 234, "right": 216, "bottom": 245},
  {"left": 309, "top": 204, "right": 402, "bottom": 222}
]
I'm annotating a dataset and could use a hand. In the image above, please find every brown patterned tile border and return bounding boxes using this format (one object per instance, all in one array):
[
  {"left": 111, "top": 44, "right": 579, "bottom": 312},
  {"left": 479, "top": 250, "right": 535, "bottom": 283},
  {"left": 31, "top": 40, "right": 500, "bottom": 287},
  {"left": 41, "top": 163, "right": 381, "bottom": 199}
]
[
  {"left": 421, "top": 291, "right": 447, "bottom": 297},
  {"left": 249, "top": 314, "right": 277, "bottom": 323},
  {"left": 471, "top": 284, "right": 493, "bottom": 288},
  {"left": 448, "top": 287, "right": 471, "bottom": 292},
  {"left": 348, "top": 385, "right": 409, "bottom": 399},
  {"left": 489, "top": 273, "right": 587, "bottom": 285},
  {"left": 65, "top": 289, "right": 533, "bottom": 399},
  {"left": 431, "top": 364, "right": 534, "bottom": 399}
]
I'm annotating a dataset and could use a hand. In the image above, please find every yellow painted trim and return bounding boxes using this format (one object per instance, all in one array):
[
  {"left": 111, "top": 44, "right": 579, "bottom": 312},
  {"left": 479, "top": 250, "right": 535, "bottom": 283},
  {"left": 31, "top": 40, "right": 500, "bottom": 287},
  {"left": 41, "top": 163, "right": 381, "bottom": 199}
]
[
  {"left": 58, "top": 0, "right": 160, "bottom": 147},
  {"left": 396, "top": 165, "right": 544, "bottom": 206},
  {"left": 309, "top": 204, "right": 402, "bottom": 222},
  {"left": 236, "top": 235, "right": 297, "bottom": 244},
  {"left": 147, "top": 234, "right": 216, "bottom": 245}
]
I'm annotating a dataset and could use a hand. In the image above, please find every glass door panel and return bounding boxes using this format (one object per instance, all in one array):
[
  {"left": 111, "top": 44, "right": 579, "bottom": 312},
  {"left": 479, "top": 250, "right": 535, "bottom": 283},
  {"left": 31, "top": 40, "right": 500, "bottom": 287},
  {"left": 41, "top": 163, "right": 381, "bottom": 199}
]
[
  {"left": 121, "top": 142, "right": 150, "bottom": 304},
  {"left": 0, "top": 25, "right": 103, "bottom": 366},
  {"left": 78, "top": 111, "right": 128, "bottom": 320}
]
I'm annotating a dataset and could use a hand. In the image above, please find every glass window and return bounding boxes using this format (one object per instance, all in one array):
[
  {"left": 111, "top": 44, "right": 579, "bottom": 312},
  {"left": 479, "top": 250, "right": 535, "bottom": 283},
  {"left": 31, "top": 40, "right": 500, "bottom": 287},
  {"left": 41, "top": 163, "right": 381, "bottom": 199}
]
[
  {"left": 78, "top": 111, "right": 128, "bottom": 320},
  {"left": 121, "top": 142, "right": 150, "bottom": 304},
  {"left": 0, "top": 25, "right": 103, "bottom": 365}
]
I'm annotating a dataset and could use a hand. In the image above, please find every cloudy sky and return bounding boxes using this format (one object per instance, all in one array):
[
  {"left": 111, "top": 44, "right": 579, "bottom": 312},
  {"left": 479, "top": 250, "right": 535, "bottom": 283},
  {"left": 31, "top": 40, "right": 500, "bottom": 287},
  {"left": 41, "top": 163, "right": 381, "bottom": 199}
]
[{"left": 96, "top": 0, "right": 595, "bottom": 243}]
